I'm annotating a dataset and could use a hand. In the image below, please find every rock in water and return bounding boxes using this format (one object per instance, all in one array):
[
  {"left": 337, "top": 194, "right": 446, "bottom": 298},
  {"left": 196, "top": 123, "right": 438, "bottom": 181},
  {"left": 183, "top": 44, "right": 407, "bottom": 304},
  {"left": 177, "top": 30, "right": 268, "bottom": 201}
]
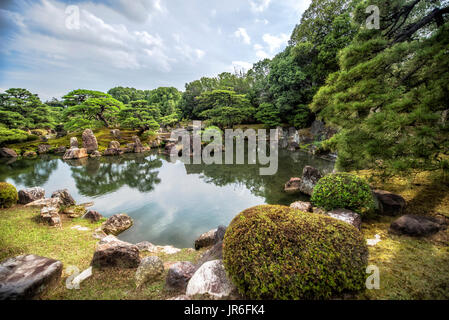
[
  {"left": 82, "top": 129, "right": 98, "bottom": 154},
  {"left": 284, "top": 177, "right": 301, "bottom": 193},
  {"left": 373, "top": 190, "right": 406, "bottom": 216},
  {"left": 103, "top": 141, "right": 123, "bottom": 156},
  {"left": 23, "top": 151, "right": 37, "bottom": 158},
  {"left": 290, "top": 201, "right": 313, "bottom": 212},
  {"left": 18, "top": 187, "right": 45, "bottom": 205},
  {"left": 389, "top": 215, "right": 447, "bottom": 237},
  {"left": 135, "top": 256, "right": 164, "bottom": 288},
  {"left": 299, "top": 166, "right": 322, "bottom": 196},
  {"left": 186, "top": 260, "right": 236, "bottom": 299},
  {"left": 101, "top": 214, "right": 133, "bottom": 235},
  {"left": 194, "top": 229, "right": 217, "bottom": 250},
  {"left": 0, "top": 255, "right": 63, "bottom": 300},
  {"left": 37, "top": 144, "right": 51, "bottom": 155},
  {"left": 91, "top": 239, "right": 140, "bottom": 269},
  {"left": 132, "top": 136, "right": 144, "bottom": 153},
  {"left": 51, "top": 189, "right": 75, "bottom": 206},
  {"left": 70, "top": 137, "right": 79, "bottom": 148},
  {"left": 63, "top": 148, "right": 88, "bottom": 160},
  {"left": 326, "top": 209, "right": 362, "bottom": 230},
  {"left": 0, "top": 148, "right": 18, "bottom": 158},
  {"left": 165, "top": 261, "right": 196, "bottom": 291},
  {"left": 54, "top": 146, "right": 67, "bottom": 155}
]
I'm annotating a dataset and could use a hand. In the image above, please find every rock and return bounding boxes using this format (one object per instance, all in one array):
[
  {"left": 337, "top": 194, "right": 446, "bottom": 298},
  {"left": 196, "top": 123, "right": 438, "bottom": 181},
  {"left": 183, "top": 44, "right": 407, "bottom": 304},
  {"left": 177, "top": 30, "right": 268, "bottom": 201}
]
[
  {"left": 40, "top": 206, "right": 61, "bottom": 226},
  {"left": 151, "top": 138, "right": 162, "bottom": 148},
  {"left": 0, "top": 254, "right": 63, "bottom": 300},
  {"left": 89, "top": 150, "right": 102, "bottom": 158},
  {"left": 215, "top": 225, "right": 226, "bottom": 243},
  {"left": 186, "top": 260, "right": 236, "bottom": 299},
  {"left": 91, "top": 239, "right": 140, "bottom": 269},
  {"left": 54, "top": 146, "right": 67, "bottom": 154},
  {"left": 165, "top": 261, "right": 196, "bottom": 291},
  {"left": 51, "top": 189, "right": 75, "bottom": 206},
  {"left": 62, "top": 206, "right": 86, "bottom": 218},
  {"left": 287, "top": 142, "right": 300, "bottom": 151},
  {"left": 194, "top": 229, "right": 217, "bottom": 250},
  {"left": 103, "top": 142, "right": 124, "bottom": 156},
  {"left": 37, "top": 144, "right": 51, "bottom": 155},
  {"left": 123, "top": 143, "right": 135, "bottom": 153},
  {"left": 18, "top": 187, "right": 45, "bottom": 205},
  {"left": 196, "top": 241, "right": 223, "bottom": 267},
  {"left": 110, "top": 129, "right": 121, "bottom": 139},
  {"left": 136, "top": 241, "right": 181, "bottom": 255},
  {"left": 25, "top": 197, "right": 62, "bottom": 209},
  {"left": 135, "top": 256, "right": 164, "bottom": 288},
  {"left": 299, "top": 166, "right": 322, "bottom": 196},
  {"left": 63, "top": 148, "right": 88, "bottom": 160},
  {"left": 92, "top": 229, "right": 107, "bottom": 240},
  {"left": 284, "top": 177, "right": 301, "bottom": 193},
  {"left": 132, "top": 136, "right": 144, "bottom": 153},
  {"left": 326, "top": 209, "right": 362, "bottom": 230},
  {"left": 83, "top": 210, "right": 103, "bottom": 222},
  {"left": 373, "top": 190, "right": 406, "bottom": 216},
  {"left": 310, "top": 120, "right": 337, "bottom": 141},
  {"left": 312, "top": 207, "right": 326, "bottom": 215},
  {"left": 163, "top": 142, "right": 177, "bottom": 156},
  {"left": 101, "top": 214, "right": 133, "bottom": 235},
  {"left": 23, "top": 151, "right": 37, "bottom": 158},
  {"left": 70, "top": 137, "right": 79, "bottom": 148},
  {"left": 389, "top": 215, "right": 447, "bottom": 237},
  {"left": 82, "top": 129, "right": 98, "bottom": 154},
  {"left": 109, "top": 141, "right": 120, "bottom": 149},
  {"left": 0, "top": 148, "right": 18, "bottom": 158},
  {"left": 290, "top": 201, "right": 313, "bottom": 212}
]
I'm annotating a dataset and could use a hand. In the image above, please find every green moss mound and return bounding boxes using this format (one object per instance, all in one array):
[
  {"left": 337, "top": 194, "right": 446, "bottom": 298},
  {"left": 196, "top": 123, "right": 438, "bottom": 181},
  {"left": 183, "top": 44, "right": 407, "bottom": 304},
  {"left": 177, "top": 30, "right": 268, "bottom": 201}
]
[
  {"left": 311, "top": 173, "right": 375, "bottom": 215},
  {"left": 0, "top": 182, "right": 18, "bottom": 208},
  {"left": 223, "top": 205, "right": 368, "bottom": 300}
]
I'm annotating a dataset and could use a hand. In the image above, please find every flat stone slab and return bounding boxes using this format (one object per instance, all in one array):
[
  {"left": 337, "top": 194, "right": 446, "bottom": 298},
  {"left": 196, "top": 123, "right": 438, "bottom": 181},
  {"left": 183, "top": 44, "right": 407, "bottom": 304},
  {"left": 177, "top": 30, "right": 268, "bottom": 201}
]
[
  {"left": 389, "top": 215, "right": 447, "bottom": 237},
  {"left": 0, "top": 254, "right": 63, "bottom": 300}
]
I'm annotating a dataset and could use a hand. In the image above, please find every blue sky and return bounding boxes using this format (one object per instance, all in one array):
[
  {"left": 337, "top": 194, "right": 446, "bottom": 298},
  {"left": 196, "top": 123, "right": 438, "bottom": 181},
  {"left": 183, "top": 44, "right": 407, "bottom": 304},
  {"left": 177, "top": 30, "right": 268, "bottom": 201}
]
[{"left": 0, "top": 0, "right": 311, "bottom": 101}]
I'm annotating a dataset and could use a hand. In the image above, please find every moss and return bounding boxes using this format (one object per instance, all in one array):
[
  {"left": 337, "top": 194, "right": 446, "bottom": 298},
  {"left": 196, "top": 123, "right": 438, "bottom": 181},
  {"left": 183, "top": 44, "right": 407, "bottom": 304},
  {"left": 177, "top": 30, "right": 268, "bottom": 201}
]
[
  {"left": 223, "top": 205, "right": 369, "bottom": 300},
  {"left": 311, "top": 173, "right": 375, "bottom": 215},
  {"left": 0, "top": 182, "right": 18, "bottom": 208}
]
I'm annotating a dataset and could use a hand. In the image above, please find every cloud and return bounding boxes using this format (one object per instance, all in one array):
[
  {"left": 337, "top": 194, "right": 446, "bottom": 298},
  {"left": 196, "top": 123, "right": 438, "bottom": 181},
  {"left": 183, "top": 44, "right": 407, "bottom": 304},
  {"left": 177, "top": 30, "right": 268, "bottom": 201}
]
[
  {"left": 234, "top": 27, "right": 251, "bottom": 45},
  {"left": 263, "top": 33, "right": 289, "bottom": 53},
  {"left": 105, "top": 0, "right": 165, "bottom": 23},
  {"left": 254, "top": 44, "right": 269, "bottom": 60},
  {"left": 250, "top": 0, "right": 271, "bottom": 13},
  {"left": 231, "top": 61, "right": 252, "bottom": 72}
]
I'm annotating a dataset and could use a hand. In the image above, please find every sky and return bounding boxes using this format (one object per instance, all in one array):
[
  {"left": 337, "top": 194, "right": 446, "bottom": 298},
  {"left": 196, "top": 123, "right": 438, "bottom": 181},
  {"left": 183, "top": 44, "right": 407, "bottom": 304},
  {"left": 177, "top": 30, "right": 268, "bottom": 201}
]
[{"left": 0, "top": 0, "right": 311, "bottom": 101}]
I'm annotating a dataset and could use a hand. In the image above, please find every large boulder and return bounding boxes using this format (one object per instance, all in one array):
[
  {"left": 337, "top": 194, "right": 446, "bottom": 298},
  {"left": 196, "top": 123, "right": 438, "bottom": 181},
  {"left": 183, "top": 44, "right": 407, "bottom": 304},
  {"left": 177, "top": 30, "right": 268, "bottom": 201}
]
[
  {"left": 82, "top": 129, "right": 98, "bottom": 154},
  {"left": 18, "top": 187, "right": 45, "bottom": 205},
  {"left": 132, "top": 136, "right": 144, "bottom": 153},
  {"left": 196, "top": 241, "right": 223, "bottom": 267},
  {"left": 389, "top": 215, "right": 447, "bottom": 237},
  {"left": 299, "top": 166, "right": 322, "bottom": 196},
  {"left": 70, "top": 137, "right": 79, "bottom": 148},
  {"left": 0, "top": 148, "right": 18, "bottom": 158},
  {"left": 37, "top": 145, "right": 51, "bottom": 155},
  {"left": 373, "top": 190, "right": 406, "bottom": 216},
  {"left": 54, "top": 146, "right": 67, "bottom": 155},
  {"left": 25, "top": 197, "right": 62, "bottom": 209},
  {"left": 165, "top": 261, "right": 196, "bottom": 291},
  {"left": 91, "top": 239, "right": 140, "bottom": 269},
  {"left": 40, "top": 206, "right": 61, "bottom": 226},
  {"left": 284, "top": 177, "right": 301, "bottom": 193},
  {"left": 326, "top": 209, "right": 362, "bottom": 230},
  {"left": 186, "top": 260, "right": 237, "bottom": 299},
  {"left": 103, "top": 141, "right": 123, "bottom": 156},
  {"left": 63, "top": 148, "right": 88, "bottom": 160},
  {"left": 194, "top": 228, "right": 217, "bottom": 250},
  {"left": 135, "top": 256, "right": 164, "bottom": 288},
  {"left": 101, "top": 214, "right": 133, "bottom": 235},
  {"left": 290, "top": 201, "right": 313, "bottom": 212},
  {"left": 51, "top": 189, "right": 75, "bottom": 206},
  {"left": 215, "top": 225, "right": 226, "bottom": 243},
  {"left": 0, "top": 255, "right": 63, "bottom": 300}
]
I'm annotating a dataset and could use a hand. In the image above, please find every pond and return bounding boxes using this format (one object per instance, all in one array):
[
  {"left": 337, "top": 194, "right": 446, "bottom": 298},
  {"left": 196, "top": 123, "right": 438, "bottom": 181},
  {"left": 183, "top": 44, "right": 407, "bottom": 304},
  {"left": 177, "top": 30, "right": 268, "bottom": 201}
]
[{"left": 0, "top": 150, "right": 334, "bottom": 248}]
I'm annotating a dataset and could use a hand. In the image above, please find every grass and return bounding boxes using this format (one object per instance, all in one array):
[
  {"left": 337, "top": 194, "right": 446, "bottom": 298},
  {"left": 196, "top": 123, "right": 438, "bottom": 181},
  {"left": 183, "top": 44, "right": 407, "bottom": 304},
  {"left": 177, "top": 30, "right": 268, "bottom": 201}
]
[{"left": 0, "top": 205, "right": 203, "bottom": 300}]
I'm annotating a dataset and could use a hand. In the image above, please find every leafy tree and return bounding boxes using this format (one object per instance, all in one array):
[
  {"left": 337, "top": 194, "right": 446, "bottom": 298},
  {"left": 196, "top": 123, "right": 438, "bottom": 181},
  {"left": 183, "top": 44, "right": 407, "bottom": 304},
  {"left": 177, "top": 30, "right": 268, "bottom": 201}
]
[
  {"left": 108, "top": 87, "right": 146, "bottom": 104},
  {"left": 118, "top": 100, "right": 160, "bottom": 133},
  {"left": 255, "top": 103, "right": 281, "bottom": 128}
]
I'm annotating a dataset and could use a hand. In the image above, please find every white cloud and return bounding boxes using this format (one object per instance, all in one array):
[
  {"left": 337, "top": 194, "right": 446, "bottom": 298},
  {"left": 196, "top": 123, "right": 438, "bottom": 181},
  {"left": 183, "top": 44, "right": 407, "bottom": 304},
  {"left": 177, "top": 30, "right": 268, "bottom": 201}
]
[
  {"left": 234, "top": 27, "right": 251, "bottom": 45},
  {"left": 231, "top": 61, "right": 252, "bottom": 72},
  {"left": 263, "top": 33, "right": 289, "bottom": 53},
  {"left": 250, "top": 0, "right": 271, "bottom": 13}
]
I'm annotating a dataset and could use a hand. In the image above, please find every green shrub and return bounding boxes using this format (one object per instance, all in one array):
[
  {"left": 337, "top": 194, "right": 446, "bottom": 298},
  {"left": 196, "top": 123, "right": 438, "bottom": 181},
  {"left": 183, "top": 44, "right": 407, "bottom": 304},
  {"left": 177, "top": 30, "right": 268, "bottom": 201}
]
[
  {"left": 0, "top": 127, "right": 38, "bottom": 146},
  {"left": 223, "top": 205, "right": 368, "bottom": 300},
  {"left": 311, "top": 173, "right": 375, "bottom": 215},
  {"left": 0, "top": 182, "right": 18, "bottom": 208},
  {"left": 141, "top": 130, "right": 157, "bottom": 141}
]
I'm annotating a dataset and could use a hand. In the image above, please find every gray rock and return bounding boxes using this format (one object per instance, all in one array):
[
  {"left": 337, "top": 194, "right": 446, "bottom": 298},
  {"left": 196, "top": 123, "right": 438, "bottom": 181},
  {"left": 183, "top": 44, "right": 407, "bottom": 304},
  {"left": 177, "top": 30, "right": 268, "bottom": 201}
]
[
  {"left": 299, "top": 166, "right": 322, "bottom": 196},
  {"left": 89, "top": 150, "right": 102, "bottom": 158},
  {"left": 37, "top": 144, "right": 51, "bottom": 155},
  {"left": 51, "top": 189, "right": 75, "bottom": 206},
  {"left": 186, "top": 260, "right": 237, "bottom": 299},
  {"left": 373, "top": 190, "right": 406, "bottom": 216},
  {"left": 135, "top": 256, "right": 164, "bottom": 287},
  {"left": 194, "top": 228, "right": 217, "bottom": 250},
  {"left": 70, "top": 137, "right": 79, "bottom": 148},
  {"left": 54, "top": 146, "right": 67, "bottom": 154},
  {"left": 82, "top": 129, "right": 98, "bottom": 154},
  {"left": 109, "top": 141, "right": 120, "bottom": 149},
  {"left": 389, "top": 215, "right": 447, "bottom": 237},
  {"left": 18, "top": 187, "right": 45, "bottom": 205},
  {"left": 110, "top": 129, "right": 121, "bottom": 139},
  {"left": 326, "top": 209, "right": 362, "bottom": 230},
  {"left": 0, "top": 148, "right": 18, "bottom": 158},
  {"left": 101, "top": 214, "right": 133, "bottom": 236},
  {"left": 132, "top": 136, "right": 144, "bottom": 153},
  {"left": 196, "top": 241, "right": 223, "bottom": 267},
  {"left": 91, "top": 239, "right": 140, "bottom": 269},
  {"left": 284, "top": 177, "right": 301, "bottom": 193},
  {"left": 166, "top": 261, "right": 196, "bottom": 291},
  {"left": 63, "top": 148, "right": 88, "bottom": 160},
  {"left": 83, "top": 210, "right": 103, "bottom": 222},
  {"left": 290, "top": 201, "right": 313, "bottom": 212},
  {"left": 0, "top": 254, "right": 63, "bottom": 300},
  {"left": 24, "top": 197, "right": 62, "bottom": 209},
  {"left": 40, "top": 206, "right": 61, "bottom": 226}
]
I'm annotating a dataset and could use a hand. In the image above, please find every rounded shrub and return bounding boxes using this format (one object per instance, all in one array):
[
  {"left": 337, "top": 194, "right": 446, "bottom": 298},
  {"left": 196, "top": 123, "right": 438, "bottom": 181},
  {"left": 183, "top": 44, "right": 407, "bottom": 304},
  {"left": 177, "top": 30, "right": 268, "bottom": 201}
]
[
  {"left": 311, "top": 173, "right": 375, "bottom": 215},
  {"left": 223, "top": 205, "right": 368, "bottom": 300},
  {"left": 0, "top": 182, "right": 18, "bottom": 208}
]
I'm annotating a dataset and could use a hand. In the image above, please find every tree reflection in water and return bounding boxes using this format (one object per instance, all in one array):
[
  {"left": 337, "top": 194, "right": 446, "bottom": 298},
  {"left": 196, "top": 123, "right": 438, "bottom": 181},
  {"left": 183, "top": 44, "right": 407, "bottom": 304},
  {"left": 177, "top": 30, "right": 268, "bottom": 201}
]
[{"left": 0, "top": 156, "right": 59, "bottom": 187}]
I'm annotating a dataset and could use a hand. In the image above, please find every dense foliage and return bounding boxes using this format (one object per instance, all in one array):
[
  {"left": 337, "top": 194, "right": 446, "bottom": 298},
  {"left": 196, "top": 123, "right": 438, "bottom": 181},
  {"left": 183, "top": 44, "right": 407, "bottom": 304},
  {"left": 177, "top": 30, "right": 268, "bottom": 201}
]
[
  {"left": 311, "top": 173, "right": 375, "bottom": 215},
  {"left": 0, "top": 182, "right": 18, "bottom": 208},
  {"left": 223, "top": 205, "right": 368, "bottom": 299}
]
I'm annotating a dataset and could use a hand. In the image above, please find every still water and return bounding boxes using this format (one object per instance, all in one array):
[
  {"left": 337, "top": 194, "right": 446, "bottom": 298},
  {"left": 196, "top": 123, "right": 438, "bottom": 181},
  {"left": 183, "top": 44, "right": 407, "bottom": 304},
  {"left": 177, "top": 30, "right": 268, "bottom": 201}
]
[{"left": 0, "top": 150, "right": 334, "bottom": 248}]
